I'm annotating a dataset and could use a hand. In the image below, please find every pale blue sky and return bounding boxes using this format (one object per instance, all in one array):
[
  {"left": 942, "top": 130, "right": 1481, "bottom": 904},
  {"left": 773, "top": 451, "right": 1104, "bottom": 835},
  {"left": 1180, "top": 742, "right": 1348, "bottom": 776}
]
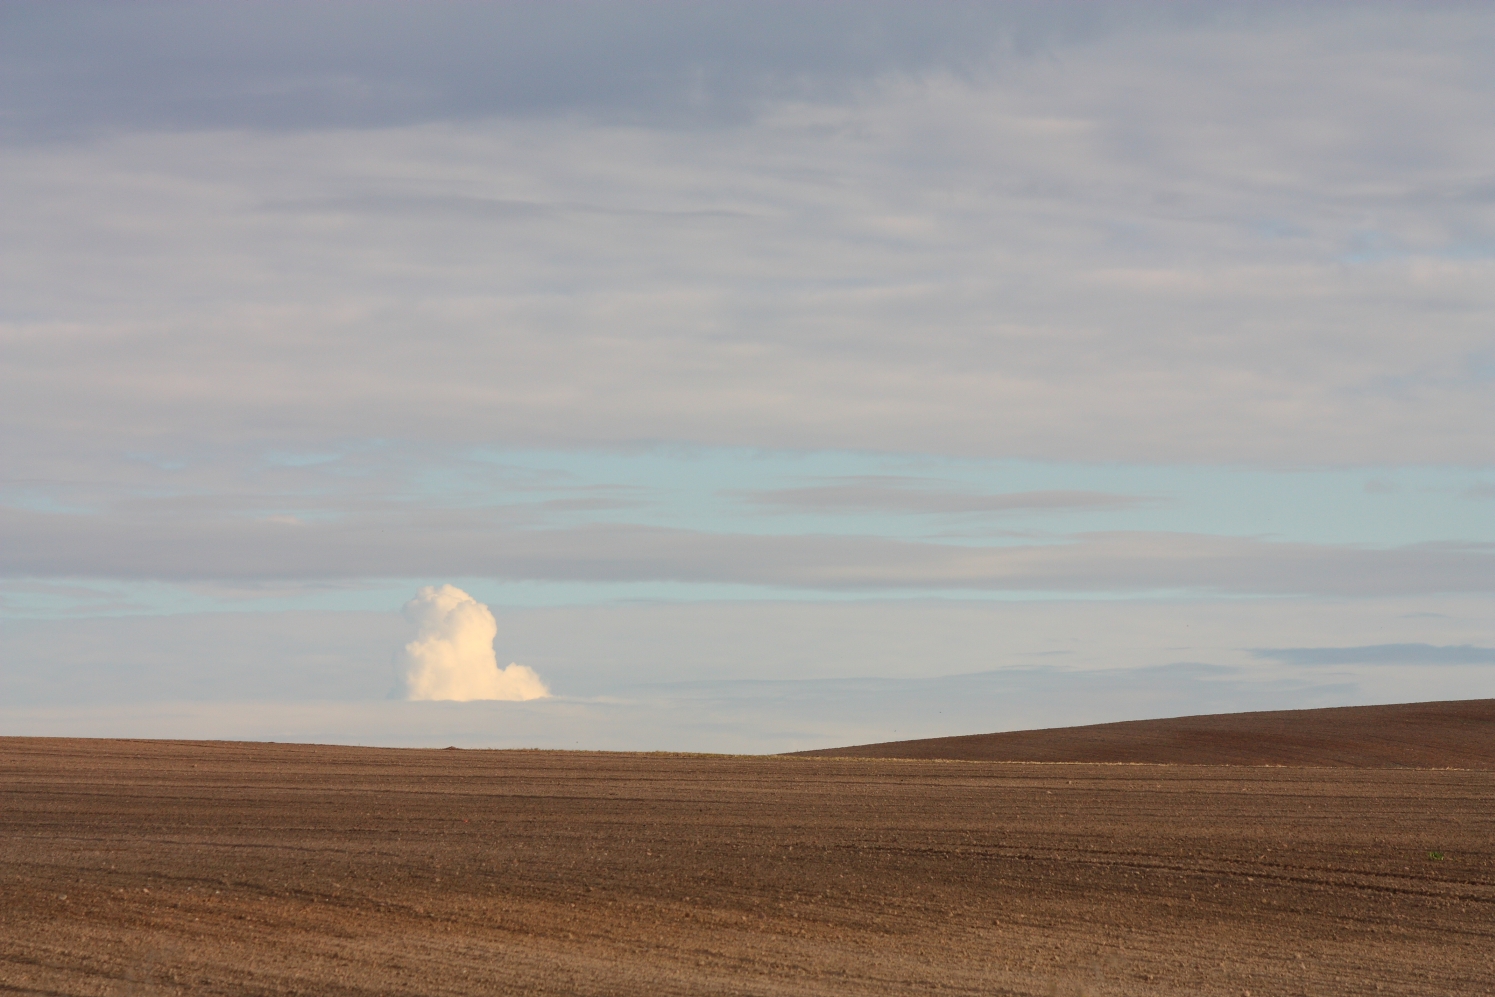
[{"left": 6, "top": 448, "right": 1494, "bottom": 618}]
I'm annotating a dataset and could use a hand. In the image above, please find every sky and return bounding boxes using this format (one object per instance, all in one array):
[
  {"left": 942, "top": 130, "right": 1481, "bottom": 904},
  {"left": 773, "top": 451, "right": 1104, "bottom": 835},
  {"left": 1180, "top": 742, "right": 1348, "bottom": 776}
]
[{"left": 2, "top": 1, "right": 1493, "bottom": 751}]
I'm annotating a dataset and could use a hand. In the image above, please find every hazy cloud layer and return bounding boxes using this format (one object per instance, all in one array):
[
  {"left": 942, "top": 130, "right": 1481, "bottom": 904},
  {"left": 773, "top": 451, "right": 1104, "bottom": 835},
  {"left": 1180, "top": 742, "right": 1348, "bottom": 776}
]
[
  {"left": 7, "top": 597, "right": 1492, "bottom": 705},
  {"left": 0, "top": 664, "right": 1382, "bottom": 754},
  {"left": 4, "top": 639, "right": 1485, "bottom": 754},
  {"left": 1253, "top": 643, "right": 1495, "bottom": 666},
  {"left": 4, "top": 5, "right": 1495, "bottom": 467},
  {"left": 5, "top": 595, "right": 1490, "bottom": 749}
]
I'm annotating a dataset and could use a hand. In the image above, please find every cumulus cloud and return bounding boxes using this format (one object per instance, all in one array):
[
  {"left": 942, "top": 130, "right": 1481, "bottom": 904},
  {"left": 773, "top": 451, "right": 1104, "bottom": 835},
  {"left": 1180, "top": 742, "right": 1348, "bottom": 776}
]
[{"left": 392, "top": 585, "right": 549, "bottom": 702}]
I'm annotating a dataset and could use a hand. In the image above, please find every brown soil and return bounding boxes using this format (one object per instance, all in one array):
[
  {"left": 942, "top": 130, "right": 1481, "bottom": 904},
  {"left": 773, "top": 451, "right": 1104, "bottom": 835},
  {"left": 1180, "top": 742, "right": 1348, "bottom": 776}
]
[
  {"left": 2, "top": 735, "right": 1492, "bottom": 996},
  {"left": 793, "top": 699, "right": 1495, "bottom": 768}
]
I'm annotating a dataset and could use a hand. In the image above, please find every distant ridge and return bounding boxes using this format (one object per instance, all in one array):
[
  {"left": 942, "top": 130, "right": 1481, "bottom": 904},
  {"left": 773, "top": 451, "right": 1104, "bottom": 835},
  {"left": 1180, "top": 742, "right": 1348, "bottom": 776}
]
[{"left": 790, "top": 699, "right": 1495, "bottom": 768}]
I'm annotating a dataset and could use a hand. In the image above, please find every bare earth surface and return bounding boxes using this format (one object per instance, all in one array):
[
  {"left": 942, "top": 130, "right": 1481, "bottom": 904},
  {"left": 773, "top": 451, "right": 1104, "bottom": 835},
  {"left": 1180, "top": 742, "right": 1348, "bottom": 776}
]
[
  {"left": 2, "top": 735, "right": 1493, "bottom": 996},
  {"left": 793, "top": 699, "right": 1495, "bottom": 767}
]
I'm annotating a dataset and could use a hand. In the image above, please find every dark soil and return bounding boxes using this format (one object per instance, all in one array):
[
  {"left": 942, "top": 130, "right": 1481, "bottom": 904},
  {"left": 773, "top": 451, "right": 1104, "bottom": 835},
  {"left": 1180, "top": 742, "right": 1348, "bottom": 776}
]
[
  {"left": 792, "top": 698, "right": 1495, "bottom": 767},
  {"left": 2, "top": 732, "right": 1492, "bottom": 995}
]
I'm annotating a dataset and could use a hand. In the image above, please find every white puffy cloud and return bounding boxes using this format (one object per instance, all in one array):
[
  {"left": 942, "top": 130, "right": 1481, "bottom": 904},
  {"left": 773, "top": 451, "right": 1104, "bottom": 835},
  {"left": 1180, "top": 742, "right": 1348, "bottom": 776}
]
[{"left": 392, "top": 585, "right": 549, "bottom": 702}]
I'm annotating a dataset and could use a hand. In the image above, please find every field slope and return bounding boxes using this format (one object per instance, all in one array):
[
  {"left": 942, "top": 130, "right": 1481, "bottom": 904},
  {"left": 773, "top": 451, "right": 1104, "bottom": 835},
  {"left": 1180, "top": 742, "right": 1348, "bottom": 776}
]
[{"left": 791, "top": 698, "right": 1495, "bottom": 767}]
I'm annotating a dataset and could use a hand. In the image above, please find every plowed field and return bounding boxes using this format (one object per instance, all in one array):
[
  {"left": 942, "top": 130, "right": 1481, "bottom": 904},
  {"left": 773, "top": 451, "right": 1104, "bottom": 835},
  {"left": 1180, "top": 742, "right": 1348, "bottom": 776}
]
[{"left": 3, "top": 736, "right": 1492, "bottom": 995}]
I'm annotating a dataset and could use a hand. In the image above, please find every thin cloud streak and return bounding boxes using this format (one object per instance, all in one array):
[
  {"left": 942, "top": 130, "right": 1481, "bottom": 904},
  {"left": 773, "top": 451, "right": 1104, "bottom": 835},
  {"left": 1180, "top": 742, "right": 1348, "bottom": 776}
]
[
  {"left": 1251, "top": 643, "right": 1495, "bottom": 666},
  {"left": 4, "top": 506, "right": 1494, "bottom": 597},
  {"left": 740, "top": 478, "right": 1155, "bottom": 515}
]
